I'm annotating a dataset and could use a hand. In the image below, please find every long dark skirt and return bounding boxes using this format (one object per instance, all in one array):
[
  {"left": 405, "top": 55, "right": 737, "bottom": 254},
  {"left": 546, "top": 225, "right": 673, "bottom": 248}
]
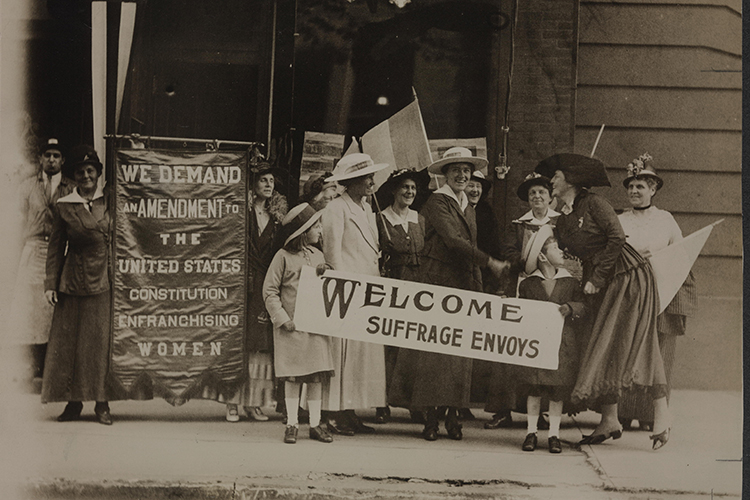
[
  {"left": 389, "top": 350, "right": 471, "bottom": 409},
  {"left": 571, "top": 244, "right": 666, "bottom": 407},
  {"left": 618, "top": 326, "right": 679, "bottom": 422},
  {"left": 42, "top": 291, "right": 111, "bottom": 403}
]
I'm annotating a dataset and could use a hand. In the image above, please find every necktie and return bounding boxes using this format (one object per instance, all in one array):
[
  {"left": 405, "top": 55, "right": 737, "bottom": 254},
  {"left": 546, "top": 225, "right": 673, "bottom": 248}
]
[{"left": 45, "top": 176, "right": 53, "bottom": 203}]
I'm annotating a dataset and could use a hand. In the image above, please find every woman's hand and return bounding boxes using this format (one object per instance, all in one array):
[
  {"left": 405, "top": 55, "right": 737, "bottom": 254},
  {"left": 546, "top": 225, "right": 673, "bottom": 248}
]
[
  {"left": 487, "top": 258, "right": 510, "bottom": 278},
  {"left": 583, "top": 281, "right": 600, "bottom": 295},
  {"left": 316, "top": 263, "right": 332, "bottom": 276},
  {"left": 281, "top": 320, "right": 296, "bottom": 332},
  {"left": 558, "top": 303, "right": 572, "bottom": 317},
  {"left": 45, "top": 290, "right": 58, "bottom": 306}
]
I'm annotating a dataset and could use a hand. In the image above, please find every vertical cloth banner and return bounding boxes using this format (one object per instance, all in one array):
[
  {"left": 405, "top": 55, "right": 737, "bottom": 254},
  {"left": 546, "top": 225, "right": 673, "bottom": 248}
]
[
  {"left": 111, "top": 149, "right": 247, "bottom": 403},
  {"left": 360, "top": 98, "right": 433, "bottom": 188},
  {"left": 649, "top": 220, "right": 721, "bottom": 314}
]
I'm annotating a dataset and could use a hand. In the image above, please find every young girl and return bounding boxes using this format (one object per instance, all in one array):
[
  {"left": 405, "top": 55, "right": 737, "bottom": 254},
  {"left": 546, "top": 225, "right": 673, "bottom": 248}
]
[
  {"left": 516, "top": 225, "right": 586, "bottom": 453},
  {"left": 263, "top": 203, "right": 335, "bottom": 444}
]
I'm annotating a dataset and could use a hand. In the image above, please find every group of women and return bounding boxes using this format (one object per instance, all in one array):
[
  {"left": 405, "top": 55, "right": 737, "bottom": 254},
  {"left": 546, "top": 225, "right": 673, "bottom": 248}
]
[{"left": 41, "top": 143, "right": 693, "bottom": 453}]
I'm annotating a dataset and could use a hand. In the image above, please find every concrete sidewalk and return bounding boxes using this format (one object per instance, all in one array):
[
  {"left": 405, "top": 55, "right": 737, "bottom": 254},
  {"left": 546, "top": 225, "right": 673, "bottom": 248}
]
[{"left": 0, "top": 388, "right": 741, "bottom": 499}]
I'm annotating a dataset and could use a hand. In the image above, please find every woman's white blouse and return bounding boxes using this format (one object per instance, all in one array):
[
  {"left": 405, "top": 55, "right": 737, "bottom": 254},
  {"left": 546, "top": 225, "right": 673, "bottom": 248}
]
[{"left": 618, "top": 206, "right": 682, "bottom": 255}]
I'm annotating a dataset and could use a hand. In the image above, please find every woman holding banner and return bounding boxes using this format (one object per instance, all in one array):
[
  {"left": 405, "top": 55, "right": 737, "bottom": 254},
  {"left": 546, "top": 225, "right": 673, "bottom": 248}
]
[
  {"left": 225, "top": 162, "right": 288, "bottom": 423},
  {"left": 374, "top": 168, "right": 427, "bottom": 424},
  {"left": 42, "top": 146, "right": 113, "bottom": 425},
  {"left": 406, "top": 147, "right": 509, "bottom": 441},
  {"left": 616, "top": 154, "right": 696, "bottom": 432},
  {"left": 321, "top": 153, "right": 389, "bottom": 435},
  {"left": 484, "top": 172, "right": 559, "bottom": 430},
  {"left": 536, "top": 153, "right": 671, "bottom": 450}
]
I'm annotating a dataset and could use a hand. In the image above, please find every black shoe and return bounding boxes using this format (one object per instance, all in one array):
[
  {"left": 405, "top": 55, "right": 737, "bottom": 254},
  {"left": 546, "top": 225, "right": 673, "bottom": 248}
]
[
  {"left": 94, "top": 403, "right": 113, "bottom": 426},
  {"left": 353, "top": 420, "right": 375, "bottom": 433},
  {"left": 446, "top": 424, "right": 463, "bottom": 440},
  {"left": 422, "top": 426, "right": 438, "bottom": 441},
  {"left": 284, "top": 425, "right": 298, "bottom": 444},
  {"left": 548, "top": 436, "right": 562, "bottom": 454},
  {"left": 309, "top": 425, "right": 333, "bottom": 443},
  {"left": 348, "top": 412, "right": 375, "bottom": 433},
  {"left": 326, "top": 420, "right": 355, "bottom": 436},
  {"left": 522, "top": 432, "right": 537, "bottom": 451},
  {"left": 579, "top": 428, "right": 622, "bottom": 445},
  {"left": 375, "top": 407, "right": 390, "bottom": 424},
  {"left": 537, "top": 414, "right": 550, "bottom": 431},
  {"left": 57, "top": 402, "right": 83, "bottom": 422},
  {"left": 458, "top": 408, "right": 475, "bottom": 420},
  {"left": 484, "top": 413, "right": 513, "bottom": 429}
]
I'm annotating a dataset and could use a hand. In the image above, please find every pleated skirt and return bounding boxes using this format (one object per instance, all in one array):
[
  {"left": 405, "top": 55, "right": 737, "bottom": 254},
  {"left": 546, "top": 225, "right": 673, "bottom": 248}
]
[{"left": 571, "top": 244, "right": 667, "bottom": 407}]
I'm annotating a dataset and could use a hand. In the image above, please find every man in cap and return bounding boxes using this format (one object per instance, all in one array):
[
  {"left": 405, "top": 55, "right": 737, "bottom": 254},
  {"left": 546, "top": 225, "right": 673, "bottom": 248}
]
[{"left": 8, "top": 138, "right": 75, "bottom": 390}]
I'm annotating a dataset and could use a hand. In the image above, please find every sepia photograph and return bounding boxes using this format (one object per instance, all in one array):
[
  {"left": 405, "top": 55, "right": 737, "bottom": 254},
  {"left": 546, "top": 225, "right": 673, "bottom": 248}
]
[{"left": 0, "top": 0, "right": 742, "bottom": 499}]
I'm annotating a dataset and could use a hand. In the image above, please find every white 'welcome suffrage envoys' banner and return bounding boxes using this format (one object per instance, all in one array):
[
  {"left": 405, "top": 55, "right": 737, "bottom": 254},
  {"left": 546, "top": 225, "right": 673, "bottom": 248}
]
[{"left": 294, "top": 266, "right": 565, "bottom": 370}]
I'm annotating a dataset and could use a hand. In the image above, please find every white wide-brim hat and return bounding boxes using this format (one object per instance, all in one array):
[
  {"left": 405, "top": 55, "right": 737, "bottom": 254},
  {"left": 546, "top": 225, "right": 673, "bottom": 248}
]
[
  {"left": 522, "top": 224, "right": 555, "bottom": 275},
  {"left": 328, "top": 153, "right": 389, "bottom": 183},
  {"left": 427, "top": 146, "right": 489, "bottom": 175}
]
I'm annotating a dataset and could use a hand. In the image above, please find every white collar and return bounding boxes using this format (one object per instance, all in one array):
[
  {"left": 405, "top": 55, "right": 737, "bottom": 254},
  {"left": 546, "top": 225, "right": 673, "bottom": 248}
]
[
  {"left": 515, "top": 208, "right": 560, "bottom": 225},
  {"left": 58, "top": 182, "right": 106, "bottom": 204},
  {"left": 435, "top": 184, "right": 468, "bottom": 212},
  {"left": 525, "top": 267, "right": 572, "bottom": 281},
  {"left": 382, "top": 206, "right": 418, "bottom": 228}
]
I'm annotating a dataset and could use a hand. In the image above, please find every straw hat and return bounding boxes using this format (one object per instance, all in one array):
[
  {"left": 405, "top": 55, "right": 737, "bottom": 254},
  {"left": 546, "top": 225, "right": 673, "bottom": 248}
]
[
  {"left": 427, "top": 146, "right": 488, "bottom": 175},
  {"left": 522, "top": 224, "right": 555, "bottom": 275},
  {"left": 516, "top": 172, "right": 552, "bottom": 202},
  {"left": 328, "top": 153, "right": 388, "bottom": 183},
  {"left": 282, "top": 203, "right": 323, "bottom": 246},
  {"left": 534, "top": 153, "right": 610, "bottom": 188},
  {"left": 622, "top": 153, "right": 663, "bottom": 190}
]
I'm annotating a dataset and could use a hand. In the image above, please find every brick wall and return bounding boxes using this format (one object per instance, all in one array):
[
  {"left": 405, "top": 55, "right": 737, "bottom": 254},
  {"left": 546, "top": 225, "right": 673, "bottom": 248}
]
[{"left": 491, "top": 0, "right": 578, "bottom": 226}]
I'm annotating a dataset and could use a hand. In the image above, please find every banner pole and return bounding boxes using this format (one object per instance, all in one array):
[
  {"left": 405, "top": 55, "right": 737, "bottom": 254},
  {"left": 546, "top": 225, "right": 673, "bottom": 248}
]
[{"left": 590, "top": 124, "right": 605, "bottom": 157}]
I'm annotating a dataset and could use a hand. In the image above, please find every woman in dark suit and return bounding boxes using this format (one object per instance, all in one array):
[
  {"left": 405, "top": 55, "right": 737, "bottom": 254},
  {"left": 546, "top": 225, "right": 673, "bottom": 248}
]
[
  {"left": 226, "top": 162, "right": 288, "bottom": 423},
  {"left": 536, "top": 153, "right": 671, "bottom": 450},
  {"left": 42, "top": 146, "right": 113, "bottom": 425},
  {"left": 484, "top": 173, "right": 560, "bottom": 429},
  {"left": 405, "top": 147, "right": 508, "bottom": 441}
]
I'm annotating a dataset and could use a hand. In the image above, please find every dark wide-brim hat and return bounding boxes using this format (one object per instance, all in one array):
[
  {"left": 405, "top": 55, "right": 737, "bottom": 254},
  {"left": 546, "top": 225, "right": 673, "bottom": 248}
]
[
  {"left": 622, "top": 155, "right": 663, "bottom": 190},
  {"left": 62, "top": 145, "right": 102, "bottom": 179},
  {"left": 251, "top": 162, "right": 287, "bottom": 185},
  {"left": 375, "top": 168, "right": 430, "bottom": 207},
  {"left": 516, "top": 172, "right": 552, "bottom": 202},
  {"left": 535, "top": 153, "right": 610, "bottom": 188},
  {"left": 470, "top": 170, "right": 492, "bottom": 194}
]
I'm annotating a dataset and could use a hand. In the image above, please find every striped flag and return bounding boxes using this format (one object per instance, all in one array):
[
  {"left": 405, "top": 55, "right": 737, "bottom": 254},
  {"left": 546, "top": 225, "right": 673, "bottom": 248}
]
[{"left": 360, "top": 98, "right": 433, "bottom": 189}]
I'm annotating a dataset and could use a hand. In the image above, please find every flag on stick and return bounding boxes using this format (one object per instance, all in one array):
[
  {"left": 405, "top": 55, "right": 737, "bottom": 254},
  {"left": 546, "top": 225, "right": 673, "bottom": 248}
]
[
  {"left": 649, "top": 220, "right": 722, "bottom": 314},
  {"left": 360, "top": 98, "right": 433, "bottom": 188}
]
